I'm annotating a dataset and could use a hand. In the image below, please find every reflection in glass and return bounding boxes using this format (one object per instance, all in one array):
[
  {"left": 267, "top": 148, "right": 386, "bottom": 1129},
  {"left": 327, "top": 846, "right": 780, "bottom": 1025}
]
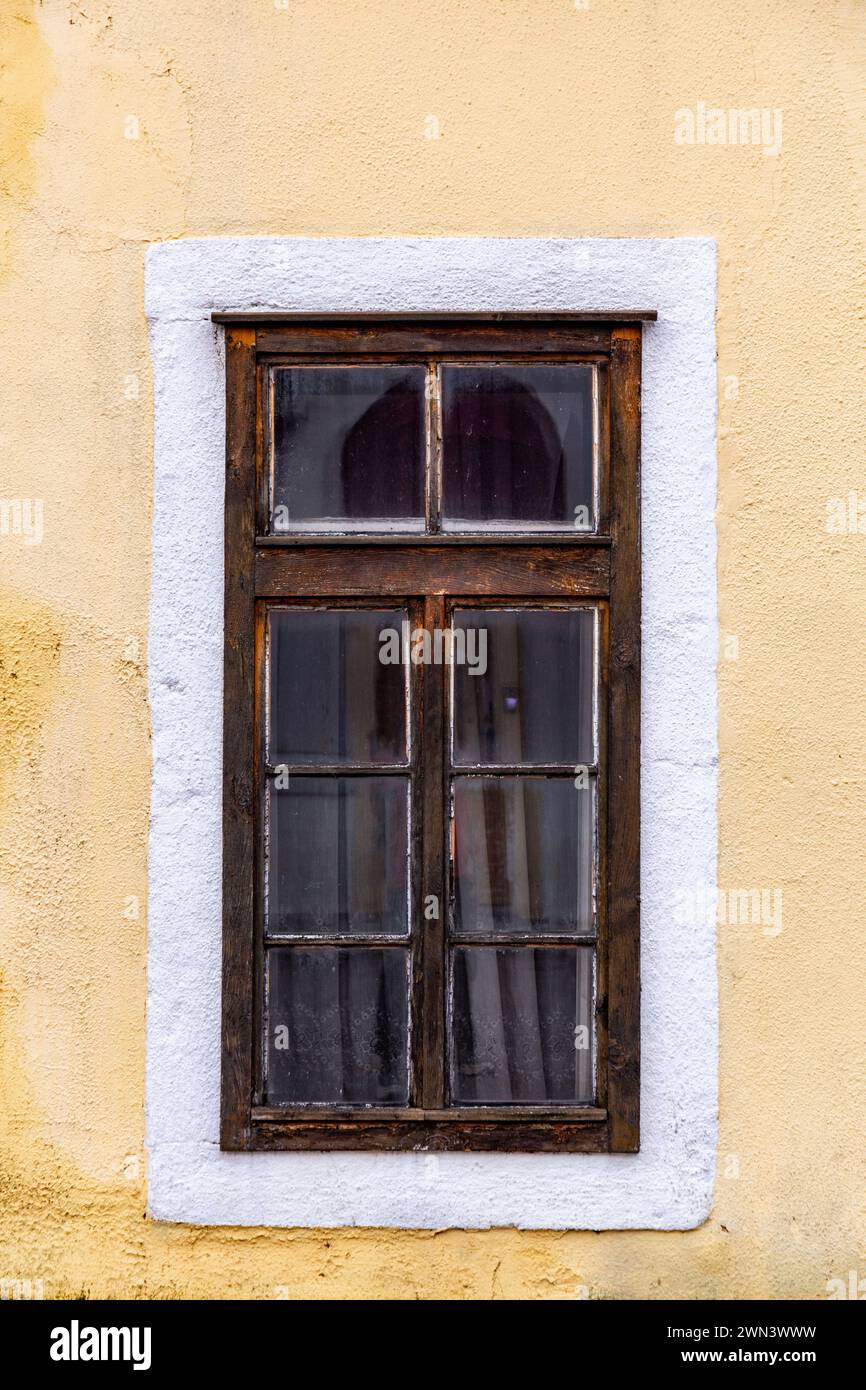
[
  {"left": 266, "top": 947, "right": 409, "bottom": 1104},
  {"left": 266, "top": 777, "right": 409, "bottom": 937},
  {"left": 268, "top": 608, "right": 407, "bottom": 765},
  {"left": 441, "top": 364, "right": 595, "bottom": 529},
  {"left": 271, "top": 367, "right": 425, "bottom": 531},
  {"left": 452, "top": 608, "right": 595, "bottom": 766},
  {"left": 451, "top": 946, "right": 594, "bottom": 1103},
  {"left": 453, "top": 777, "right": 594, "bottom": 936}
]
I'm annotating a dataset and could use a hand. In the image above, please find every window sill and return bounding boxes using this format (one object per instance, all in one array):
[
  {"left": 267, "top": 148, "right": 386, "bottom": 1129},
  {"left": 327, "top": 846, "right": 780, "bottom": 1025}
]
[{"left": 245, "top": 1107, "right": 612, "bottom": 1154}]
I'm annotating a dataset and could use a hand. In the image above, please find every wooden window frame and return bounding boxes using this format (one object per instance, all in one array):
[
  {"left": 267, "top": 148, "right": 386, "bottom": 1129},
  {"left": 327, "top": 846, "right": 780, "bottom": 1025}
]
[{"left": 217, "top": 313, "right": 649, "bottom": 1154}]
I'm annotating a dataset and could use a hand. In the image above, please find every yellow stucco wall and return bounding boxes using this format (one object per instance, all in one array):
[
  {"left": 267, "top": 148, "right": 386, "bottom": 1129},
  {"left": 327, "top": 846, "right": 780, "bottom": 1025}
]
[{"left": 0, "top": 0, "right": 863, "bottom": 1299}]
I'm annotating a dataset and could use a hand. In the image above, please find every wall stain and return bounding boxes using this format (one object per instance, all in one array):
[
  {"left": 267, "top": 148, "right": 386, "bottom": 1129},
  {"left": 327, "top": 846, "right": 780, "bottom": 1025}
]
[{"left": 0, "top": 1, "right": 55, "bottom": 284}]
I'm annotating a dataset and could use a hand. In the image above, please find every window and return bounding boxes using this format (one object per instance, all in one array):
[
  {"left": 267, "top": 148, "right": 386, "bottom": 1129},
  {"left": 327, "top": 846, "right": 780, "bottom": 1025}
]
[{"left": 218, "top": 313, "right": 647, "bottom": 1153}]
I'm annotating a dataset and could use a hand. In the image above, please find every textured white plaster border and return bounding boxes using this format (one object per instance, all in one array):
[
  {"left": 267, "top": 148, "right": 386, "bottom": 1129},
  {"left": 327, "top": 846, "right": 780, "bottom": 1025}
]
[{"left": 145, "top": 238, "right": 717, "bottom": 1229}]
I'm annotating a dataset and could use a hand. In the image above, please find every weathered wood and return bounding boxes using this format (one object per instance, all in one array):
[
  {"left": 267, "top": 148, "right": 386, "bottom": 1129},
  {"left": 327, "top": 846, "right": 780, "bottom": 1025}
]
[
  {"left": 254, "top": 545, "right": 611, "bottom": 597},
  {"left": 252, "top": 1106, "right": 607, "bottom": 1123},
  {"left": 220, "top": 328, "right": 258, "bottom": 1150},
  {"left": 606, "top": 328, "right": 642, "bottom": 1152},
  {"left": 254, "top": 325, "right": 613, "bottom": 357},
  {"left": 250, "top": 1121, "right": 611, "bottom": 1153},
  {"left": 212, "top": 310, "right": 657, "bottom": 323},
  {"left": 419, "top": 595, "right": 446, "bottom": 1108},
  {"left": 220, "top": 314, "right": 643, "bottom": 1155},
  {"left": 407, "top": 597, "right": 426, "bottom": 1107}
]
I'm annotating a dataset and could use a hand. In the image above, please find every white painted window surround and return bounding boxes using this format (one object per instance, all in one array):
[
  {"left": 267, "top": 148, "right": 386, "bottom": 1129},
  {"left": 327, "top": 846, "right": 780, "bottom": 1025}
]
[{"left": 145, "top": 237, "right": 717, "bottom": 1230}]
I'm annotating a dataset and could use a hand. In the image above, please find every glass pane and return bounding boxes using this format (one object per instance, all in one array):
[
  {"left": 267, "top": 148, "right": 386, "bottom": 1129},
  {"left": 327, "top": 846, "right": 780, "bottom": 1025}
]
[
  {"left": 268, "top": 608, "right": 407, "bottom": 765},
  {"left": 451, "top": 946, "right": 594, "bottom": 1103},
  {"left": 441, "top": 364, "right": 595, "bottom": 530},
  {"left": 266, "top": 777, "right": 409, "bottom": 937},
  {"left": 453, "top": 777, "right": 594, "bottom": 936},
  {"left": 266, "top": 947, "right": 409, "bottom": 1104},
  {"left": 271, "top": 366, "right": 425, "bottom": 532},
  {"left": 452, "top": 608, "right": 595, "bottom": 766}
]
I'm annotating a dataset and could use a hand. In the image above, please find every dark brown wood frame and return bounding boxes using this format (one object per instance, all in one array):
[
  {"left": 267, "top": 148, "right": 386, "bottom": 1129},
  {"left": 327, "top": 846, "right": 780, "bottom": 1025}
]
[{"left": 218, "top": 313, "right": 648, "bottom": 1153}]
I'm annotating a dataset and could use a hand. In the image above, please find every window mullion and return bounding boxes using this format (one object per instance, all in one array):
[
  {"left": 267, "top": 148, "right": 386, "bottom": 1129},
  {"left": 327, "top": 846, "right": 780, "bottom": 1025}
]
[
  {"left": 425, "top": 361, "right": 442, "bottom": 534},
  {"left": 418, "top": 593, "right": 446, "bottom": 1108}
]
